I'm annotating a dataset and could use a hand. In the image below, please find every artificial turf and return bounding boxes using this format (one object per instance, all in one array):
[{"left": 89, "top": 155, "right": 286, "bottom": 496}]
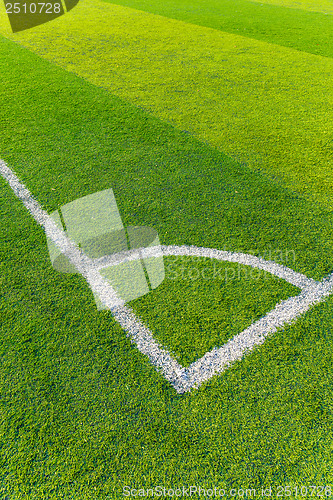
[
  {"left": 248, "top": 0, "right": 333, "bottom": 15},
  {"left": 103, "top": 0, "right": 333, "bottom": 58},
  {"left": 132, "top": 256, "right": 300, "bottom": 367},
  {"left": 1, "top": 1, "right": 333, "bottom": 498},
  {"left": 1, "top": 0, "right": 332, "bottom": 212}
]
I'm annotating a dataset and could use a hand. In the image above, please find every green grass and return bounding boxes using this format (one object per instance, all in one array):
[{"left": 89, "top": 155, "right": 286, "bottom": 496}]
[
  {"left": 106, "top": 0, "right": 333, "bottom": 58},
  {"left": 246, "top": 0, "right": 333, "bottom": 14},
  {"left": 1, "top": 0, "right": 332, "bottom": 211},
  {"left": 247, "top": 0, "right": 333, "bottom": 15},
  {"left": 132, "top": 256, "right": 300, "bottom": 367},
  {"left": 1, "top": 2, "right": 333, "bottom": 499}
]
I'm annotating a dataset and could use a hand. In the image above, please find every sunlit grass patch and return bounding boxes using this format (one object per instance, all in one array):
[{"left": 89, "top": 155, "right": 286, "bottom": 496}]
[
  {"left": 1, "top": 0, "right": 332, "bottom": 211},
  {"left": 248, "top": 0, "right": 333, "bottom": 15}
]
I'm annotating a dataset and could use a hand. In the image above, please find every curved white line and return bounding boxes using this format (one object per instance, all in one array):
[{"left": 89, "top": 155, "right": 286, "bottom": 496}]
[
  {"left": 2, "top": 159, "right": 333, "bottom": 394},
  {"left": 92, "top": 243, "right": 317, "bottom": 290}
]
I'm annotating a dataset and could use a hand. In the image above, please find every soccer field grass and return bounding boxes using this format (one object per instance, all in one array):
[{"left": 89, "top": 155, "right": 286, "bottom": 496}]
[
  {"left": 1, "top": 0, "right": 333, "bottom": 498},
  {"left": 1, "top": 0, "right": 333, "bottom": 210}
]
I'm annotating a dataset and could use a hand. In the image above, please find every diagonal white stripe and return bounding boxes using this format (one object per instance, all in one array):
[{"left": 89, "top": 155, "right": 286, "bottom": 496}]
[
  {"left": 0, "top": 159, "right": 186, "bottom": 388},
  {"left": 0, "top": 160, "right": 125, "bottom": 309},
  {"left": 1, "top": 158, "right": 333, "bottom": 393}
]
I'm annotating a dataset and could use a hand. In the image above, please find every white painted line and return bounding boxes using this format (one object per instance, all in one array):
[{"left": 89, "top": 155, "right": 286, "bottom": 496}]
[
  {"left": 0, "top": 160, "right": 186, "bottom": 386},
  {"left": 0, "top": 160, "right": 125, "bottom": 309},
  {"left": 1, "top": 158, "right": 333, "bottom": 394},
  {"left": 93, "top": 244, "right": 317, "bottom": 290}
]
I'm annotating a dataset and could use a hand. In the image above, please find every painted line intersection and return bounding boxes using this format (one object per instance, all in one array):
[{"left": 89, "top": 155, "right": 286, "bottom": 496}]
[{"left": 1, "top": 159, "right": 333, "bottom": 393}]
